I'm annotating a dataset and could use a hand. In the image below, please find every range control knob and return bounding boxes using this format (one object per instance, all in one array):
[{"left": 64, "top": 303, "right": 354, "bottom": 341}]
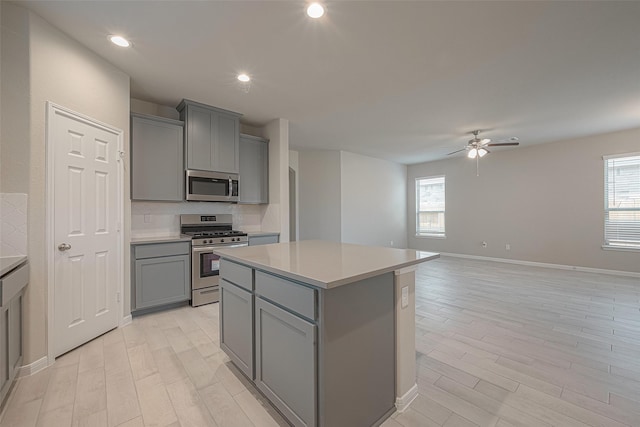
[{"left": 220, "top": 239, "right": 225, "bottom": 243}]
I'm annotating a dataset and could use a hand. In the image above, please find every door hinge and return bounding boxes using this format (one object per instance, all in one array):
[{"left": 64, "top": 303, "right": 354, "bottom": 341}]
[{"left": 116, "top": 222, "right": 121, "bottom": 232}]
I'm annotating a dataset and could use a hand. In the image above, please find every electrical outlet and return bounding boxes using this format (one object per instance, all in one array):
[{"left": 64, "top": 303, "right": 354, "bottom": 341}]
[
  {"left": 505, "top": 244, "right": 511, "bottom": 250},
  {"left": 401, "top": 286, "right": 409, "bottom": 308},
  {"left": 144, "top": 214, "right": 151, "bottom": 223},
  {"left": 482, "top": 241, "right": 487, "bottom": 248},
  {"left": 390, "top": 240, "right": 394, "bottom": 247}
]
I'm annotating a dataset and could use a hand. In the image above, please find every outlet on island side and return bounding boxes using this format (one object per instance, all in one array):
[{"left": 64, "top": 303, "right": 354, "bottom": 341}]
[
  {"left": 505, "top": 243, "right": 511, "bottom": 250},
  {"left": 144, "top": 214, "right": 151, "bottom": 223},
  {"left": 482, "top": 241, "right": 487, "bottom": 248},
  {"left": 401, "top": 286, "right": 409, "bottom": 308}
]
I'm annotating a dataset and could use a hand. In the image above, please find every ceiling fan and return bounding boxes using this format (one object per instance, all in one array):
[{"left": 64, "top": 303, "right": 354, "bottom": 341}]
[{"left": 447, "top": 130, "right": 520, "bottom": 175}]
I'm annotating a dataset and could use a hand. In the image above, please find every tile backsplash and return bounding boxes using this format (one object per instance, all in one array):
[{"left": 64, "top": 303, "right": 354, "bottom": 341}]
[
  {"left": 131, "top": 201, "right": 265, "bottom": 238},
  {"left": 0, "top": 193, "right": 28, "bottom": 256}
]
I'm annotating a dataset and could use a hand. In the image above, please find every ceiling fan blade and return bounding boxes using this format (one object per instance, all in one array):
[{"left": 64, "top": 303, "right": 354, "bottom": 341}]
[
  {"left": 447, "top": 148, "right": 468, "bottom": 155},
  {"left": 486, "top": 142, "right": 520, "bottom": 147}
]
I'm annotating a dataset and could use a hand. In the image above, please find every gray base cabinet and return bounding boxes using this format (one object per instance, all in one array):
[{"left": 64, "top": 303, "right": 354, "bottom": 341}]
[
  {"left": 219, "top": 259, "right": 395, "bottom": 427},
  {"left": 239, "top": 134, "right": 269, "bottom": 204},
  {"left": 0, "top": 262, "right": 27, "bottom": 406},
  {"left": 131, "top": 113, "right": 184, "bottom": 201},
  {"left": 248, "top": 234, "right": 279, "bottom": 246},
  {"left": 132, "top": 242, "right": 190, "bottom": 314},
  {"left": 219, "top": 279, "right": 253, "bottom": 378},
  {"left": 255, "top": 298, "right": 316, "bottom": 427}
]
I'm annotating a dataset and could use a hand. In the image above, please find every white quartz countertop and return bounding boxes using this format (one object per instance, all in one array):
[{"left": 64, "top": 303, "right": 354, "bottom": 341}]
[
  {"left": 130, "top": 235, "right": 192, "bottom": 245},
  {"left": 247, "top": 231, "right": 280, "bottom": 237},
  {"left": 0, "top": 256, "right": 28, "bottom": 277},
  {"left": 214, "top": 240, "right": 439, "bottom": 289}
]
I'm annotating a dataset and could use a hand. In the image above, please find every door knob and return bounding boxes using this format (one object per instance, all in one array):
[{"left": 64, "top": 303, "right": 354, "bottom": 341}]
[{"left": 58, "top": 243, "right": 71, "bottom": 251}]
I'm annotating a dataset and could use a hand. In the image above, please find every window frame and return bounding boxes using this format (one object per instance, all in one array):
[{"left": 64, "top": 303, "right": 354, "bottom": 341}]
[
  {"left": 602, "top": 152, "right": 640, "bottom": 252},
  {"left": 415, "top": 175, "right": 446, "bottom": 238}
]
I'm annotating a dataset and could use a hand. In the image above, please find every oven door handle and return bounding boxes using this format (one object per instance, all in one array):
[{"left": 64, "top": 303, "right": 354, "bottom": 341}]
[{"left": 192, "top": 244, "right": 248, "bottom": 253}]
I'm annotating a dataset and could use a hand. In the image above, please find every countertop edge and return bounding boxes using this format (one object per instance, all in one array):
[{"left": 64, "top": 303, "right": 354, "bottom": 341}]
[
  {"left": 130, "top": 235, "right": 192, "bottom": 245},
  {"left": 0, "top": 256, "right": 28, "bottom": 278},
  {"left": 215, "top": 251, "right": 440, "bottom": 289}
]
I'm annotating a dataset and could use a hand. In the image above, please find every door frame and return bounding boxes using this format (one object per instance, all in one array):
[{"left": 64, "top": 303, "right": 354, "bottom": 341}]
[{"left": 45, "top": 102, "right": 125, "bottom": 365}]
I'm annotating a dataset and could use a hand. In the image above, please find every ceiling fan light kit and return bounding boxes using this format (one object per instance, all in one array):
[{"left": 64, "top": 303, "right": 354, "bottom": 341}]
[{"left": 449, "top": 129, "right": 520, "bottom": 175}]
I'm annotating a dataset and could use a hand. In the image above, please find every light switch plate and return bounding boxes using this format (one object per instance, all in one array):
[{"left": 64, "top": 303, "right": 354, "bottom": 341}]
[{"left": 401, "top": 286, "right": 409, "bottom": 308}]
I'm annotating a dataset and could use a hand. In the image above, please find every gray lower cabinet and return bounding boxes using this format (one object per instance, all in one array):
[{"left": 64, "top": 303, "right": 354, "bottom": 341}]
[
  {"left": 239, "top": 134, "right": 269, "bottom": 204},
  {"left": 131, "top": 113, "right": 184, "bottom": 201},
  {"left": 0, "top": 262, "right": 27, "bottom": 406},
  {"left": 219, "top": 279, "right": 253, "bottom": 378},
  {"left": 248, "top": 234, "right": 279, "bottom": 246},
  {"left": 132, "top": 242, "right": 190, "bottom": 313},
  {"left": 255, "top": 297, "right": 316, "bottom": 427},
  {"left": 177, "top": 99, "right": 242, "bottom": 174},
  {"left": 219, "top": 259, "right": 396, "bottom": 427}
]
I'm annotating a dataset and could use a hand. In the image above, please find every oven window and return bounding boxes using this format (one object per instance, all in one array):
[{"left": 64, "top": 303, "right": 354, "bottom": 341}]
[
  {"left": 190, "top": 177, "right": 228, "bottom": 197},
  {"left": 200, "top": 252, "right": 220, "bottom": 278}
]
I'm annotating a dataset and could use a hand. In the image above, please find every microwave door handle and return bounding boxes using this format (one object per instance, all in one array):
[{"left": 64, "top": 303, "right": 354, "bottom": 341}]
[{"left": 228, "top": 177, "right": 233, "bottom": 199}]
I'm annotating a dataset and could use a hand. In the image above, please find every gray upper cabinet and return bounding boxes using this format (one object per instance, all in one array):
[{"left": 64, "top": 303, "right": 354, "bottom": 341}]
[
  {"left": 239, "top": 134, "right": 269, "bottom": 204},
  {"left": 177, "top": 99, "right": 242, "bottom": 174},
  {"left": 131, "top": 113, "right": 184, "bottom": 201}
]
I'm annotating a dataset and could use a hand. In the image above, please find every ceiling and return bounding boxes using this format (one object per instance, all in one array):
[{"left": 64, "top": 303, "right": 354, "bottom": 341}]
[{"left": 19, "top": 1, "right": 640, "bottom": 164}]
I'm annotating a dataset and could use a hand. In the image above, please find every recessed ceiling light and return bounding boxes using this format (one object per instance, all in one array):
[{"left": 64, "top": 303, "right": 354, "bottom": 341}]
[
  {"left": 307, "top": 3, "right": 325, "bottom": 18},
  {"left": 109, "top": 35, "right": 130, "bottom": 47},
  {"left": 237, "top": 73, "right": 251, "bottom": 83}
]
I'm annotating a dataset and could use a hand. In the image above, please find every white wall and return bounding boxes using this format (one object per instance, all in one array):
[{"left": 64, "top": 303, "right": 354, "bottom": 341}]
[
  {"left": 341, "top": 151, "right": 407, "bottom": 248},
  {"left": 262, "top": 119, "right": 290, "bottom": 240},
  {"left": 408, "top": 127, "right": 640, "bottom": 273},
  {"left": 289, "top": 150, "right": 299, "bottom": 241},
  {"left": 298, "top": 150, "right": 342, "bottom": 242},
  {"left": 4, "top": 3, "right": 131, "bottom": 364},
  {"left": 298, "top": 150, "right": 407, "bottom": 247}
]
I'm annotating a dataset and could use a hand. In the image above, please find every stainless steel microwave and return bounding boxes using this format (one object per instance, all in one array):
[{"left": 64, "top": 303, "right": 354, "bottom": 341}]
[{"left": 186, "top": 170, "right": 239, "bottom": 202}]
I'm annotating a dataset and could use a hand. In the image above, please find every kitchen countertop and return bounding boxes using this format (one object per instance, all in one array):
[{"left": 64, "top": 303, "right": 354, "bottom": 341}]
[
  {"left": 214, "top": 240, "right": 439, "bottom": 289},
  {"left": 247, "top": 231, "right": 280, "bottom": 237},
  {"left": 130, "top": 235, "right": 192, "bottom": 245},
  {"left": 0, "top": 256, "right": 28, "bottom": 277}
]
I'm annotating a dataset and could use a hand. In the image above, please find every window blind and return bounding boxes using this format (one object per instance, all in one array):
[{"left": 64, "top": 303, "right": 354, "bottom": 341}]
[
  {"left": 416, "top": 176, "right": 445, "bottom": 236},
  {"left": 604, "top": 154, "right": 640, "bottom": 249}
]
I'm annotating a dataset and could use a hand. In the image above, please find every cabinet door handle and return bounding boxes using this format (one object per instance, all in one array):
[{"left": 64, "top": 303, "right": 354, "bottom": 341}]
[{"left": 200, "top": 289, "right": 218, "bottom": 294}]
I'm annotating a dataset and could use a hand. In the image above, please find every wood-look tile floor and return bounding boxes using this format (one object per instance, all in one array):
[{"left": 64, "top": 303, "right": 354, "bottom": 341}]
[{"left": 2, "top": 256, "right": 639, "bottom": 426}]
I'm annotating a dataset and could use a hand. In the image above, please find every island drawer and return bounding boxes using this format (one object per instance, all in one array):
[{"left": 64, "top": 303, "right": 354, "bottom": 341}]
[
  {"left": 220, "top": 259, "right": 253, "bottom": 291},
  {"left": 134, "top": 242, "right": 190, "bottom": 259},
  {"left": 255, "top": 271, "right": 316, "bottom": 321}
]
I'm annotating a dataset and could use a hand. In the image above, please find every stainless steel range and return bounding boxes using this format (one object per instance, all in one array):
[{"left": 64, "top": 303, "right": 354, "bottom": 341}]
[{"left": 180, "top": 214, "right": 248, "bottom": 306}]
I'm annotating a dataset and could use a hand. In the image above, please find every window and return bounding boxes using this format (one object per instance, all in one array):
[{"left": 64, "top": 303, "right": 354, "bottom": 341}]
[
  {"left": 416, "top": 176, "right": 445, "bottom": 237},
  {"left": 604, "top": 153, "right": 640, "bottom": 250}
]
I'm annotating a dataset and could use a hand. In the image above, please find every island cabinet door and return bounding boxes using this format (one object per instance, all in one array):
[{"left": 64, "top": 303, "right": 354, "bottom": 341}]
[
  {"left": 220, "top": 279, "right": 254, "bottom": 379},
  {"left": 255, "top": 297, "right": 317, "bottom": 427}
]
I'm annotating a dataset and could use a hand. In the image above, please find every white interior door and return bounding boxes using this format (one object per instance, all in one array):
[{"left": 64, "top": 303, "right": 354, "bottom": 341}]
[{"left": 49, "top": 104, "right": 122, "bottom": 357}]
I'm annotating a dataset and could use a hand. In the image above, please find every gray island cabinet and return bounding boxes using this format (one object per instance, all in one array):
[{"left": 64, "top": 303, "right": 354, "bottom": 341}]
[{"left": 215, "top": 240, "right": 439, "bottom": 427}]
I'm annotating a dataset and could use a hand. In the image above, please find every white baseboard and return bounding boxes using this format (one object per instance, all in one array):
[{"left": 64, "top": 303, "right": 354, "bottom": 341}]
[
  {"left": 439, "top": 252, "right": 640, "bottom": 278},
  {"left": 17, "top": 356, "right": 49, "bottom": 378},
  {"left": 395, "top": 383, "right": 418, "bottom": 412},
  {"left": 120, "top": 315, "right": 132, "bottom": 327}
]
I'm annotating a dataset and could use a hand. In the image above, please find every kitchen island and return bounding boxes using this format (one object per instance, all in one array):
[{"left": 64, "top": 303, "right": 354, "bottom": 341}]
[{"left": 214, "top": 240, "right": 439, "bottom": 427}]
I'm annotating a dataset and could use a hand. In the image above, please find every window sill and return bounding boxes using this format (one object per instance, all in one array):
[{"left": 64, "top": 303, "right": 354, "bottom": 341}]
[
  {"left": 415, "top": 234, "right": 446, "bottom": 239},
  {"left": 602, "top": 244, "right": 640, "bottom": 253}
]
